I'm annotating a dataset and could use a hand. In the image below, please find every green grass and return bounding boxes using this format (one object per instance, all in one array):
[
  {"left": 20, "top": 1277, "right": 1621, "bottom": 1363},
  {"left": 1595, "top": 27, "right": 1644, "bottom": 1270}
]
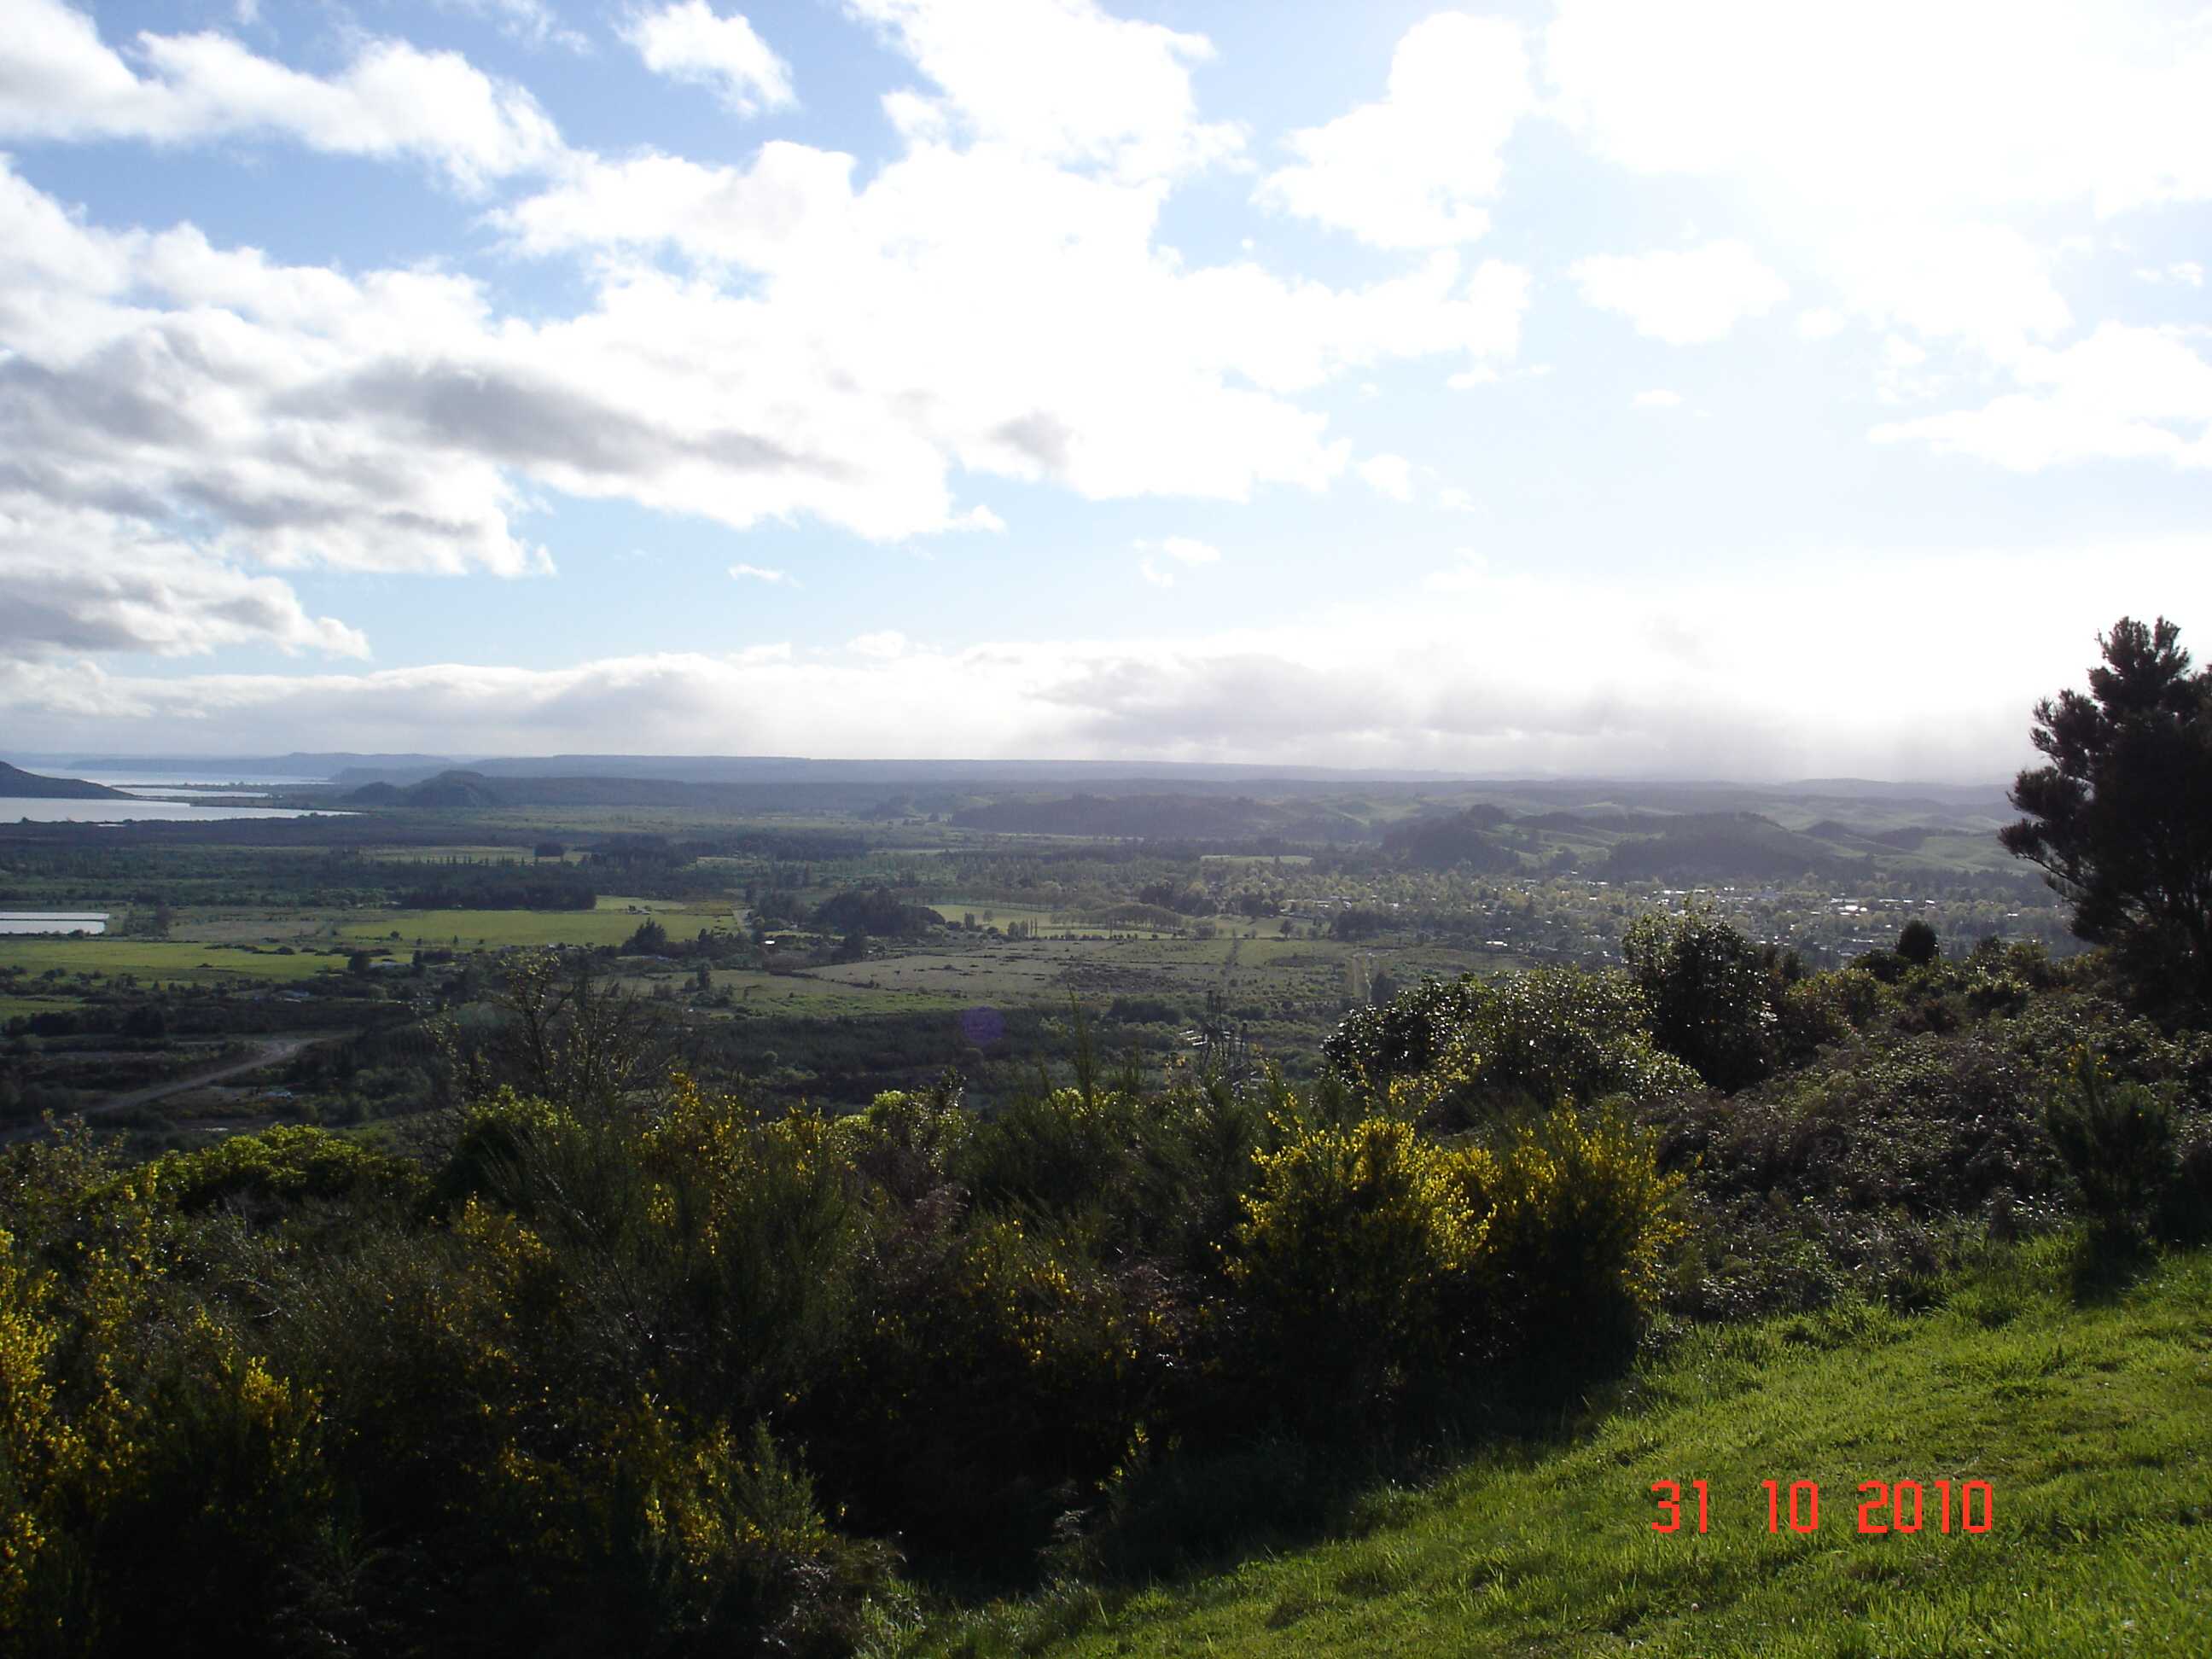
[
  {"left": 921, "top": 901, "right": 1176, "bottom": 940},
  {"left": 337, "top": 897, "right": 730, "bottom": 950},
  {"left": 928, "top": 1239, "right": 2212, "bottom": 1657},
  {"left": 0, "top": 937, "right": 337, "bottom": 986}
]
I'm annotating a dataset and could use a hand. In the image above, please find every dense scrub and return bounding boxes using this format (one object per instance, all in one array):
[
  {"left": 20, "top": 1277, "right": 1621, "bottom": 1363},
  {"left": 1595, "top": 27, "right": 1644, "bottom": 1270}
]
[
  {"left": 4, "top": 917, "right": 2209, "bottom": 1656},
  {"left": 0, "top": 1082, "right": 1676, "bottom": 1652}
]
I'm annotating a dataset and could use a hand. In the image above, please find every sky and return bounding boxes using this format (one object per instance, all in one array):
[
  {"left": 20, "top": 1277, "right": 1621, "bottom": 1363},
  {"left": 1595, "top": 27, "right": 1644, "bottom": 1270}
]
[{"left": 1, "top": 0, "right": 2209, "bottom": 778}]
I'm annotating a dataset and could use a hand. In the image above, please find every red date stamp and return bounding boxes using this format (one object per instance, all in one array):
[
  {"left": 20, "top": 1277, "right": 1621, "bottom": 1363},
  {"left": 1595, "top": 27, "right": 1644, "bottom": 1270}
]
[{"left": 1650, "top": 1479, "right": 1994, "bottom": 1534}]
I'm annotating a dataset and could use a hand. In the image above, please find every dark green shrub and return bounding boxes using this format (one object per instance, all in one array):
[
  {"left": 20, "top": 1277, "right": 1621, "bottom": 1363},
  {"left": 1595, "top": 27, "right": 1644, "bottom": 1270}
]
[
  {"left": 1323, "top": 969, "right": 1696, "bottom": 1125},
  {"left": 832, "top": 1211, "right": 1161, "bottom": 1563},
  {"left": 2158, "top": 1132, "right": 2212, "bottom": 1243},
  {"left": 1621, "top": 908, "right": 1778, "bottom": 1091},
  {"left": 596, "top": 1417, "right": 910, "bottom": 1657},
  {"left": 1896, "top": 919, "right": 1941, "bottom": 965},
  {"left": 142, "top": 1124, "right": 427, "bottom": 1220},
  {"left": 2046, "top": 1047, "right": 2176, "bottom": 1236}
]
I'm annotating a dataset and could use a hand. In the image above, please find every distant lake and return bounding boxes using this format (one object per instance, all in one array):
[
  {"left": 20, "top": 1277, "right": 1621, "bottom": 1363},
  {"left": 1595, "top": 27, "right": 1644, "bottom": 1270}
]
[
  {"left": 0, "top": 912, "right": 109, "bottom": 935},
  {"left": 0, "top": 798, "right": 347, "bottom": 824},
  {"left": 119, "top": 785, "right": 270, "bottom": 798},
  {"left": 75, "top": 774, "right": 339, "bottom": 802}
]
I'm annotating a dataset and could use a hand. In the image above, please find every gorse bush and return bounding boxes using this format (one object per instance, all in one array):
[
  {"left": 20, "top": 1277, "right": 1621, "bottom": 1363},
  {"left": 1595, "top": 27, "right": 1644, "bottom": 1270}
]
[
  {"left": 1231, "top": 1116, "right": 1476, "bottom": 1394},
  {"left": 0, "top": 1196, "right": 328, "bottom": 1658},
  {"left": 1458, "top": 1107, "right": 1687, "bottom": 1371},
  {"left": 1229, "top": 1103, "right": 1685, "bottom": 1407}
]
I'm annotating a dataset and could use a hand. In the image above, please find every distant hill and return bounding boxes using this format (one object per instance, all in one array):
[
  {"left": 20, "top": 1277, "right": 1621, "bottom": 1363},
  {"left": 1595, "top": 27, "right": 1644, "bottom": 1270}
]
[
  {"left": 66, "top": 752, "right": 451, "bottom": 777},
  {"left": 351, "top": 771, "right": 504, "bottom": 808},
  {"left": 949, "top": 793, "right": 1373, "bottom": 842},
  {"left": 1382, "top": 804, "right": 1522, "bottom": 871},
  {"left": 0, "top": 762, "right": 131, "bottom": 800},
  {"left": 1602, "top": 812, "right": 1863, "bottom": 883}
]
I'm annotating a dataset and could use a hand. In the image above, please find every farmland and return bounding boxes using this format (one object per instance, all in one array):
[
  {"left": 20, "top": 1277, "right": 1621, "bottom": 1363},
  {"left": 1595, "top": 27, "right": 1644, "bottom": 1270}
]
[{"left": 1, "top": 769, "right": 2075, "bottom": 1143}]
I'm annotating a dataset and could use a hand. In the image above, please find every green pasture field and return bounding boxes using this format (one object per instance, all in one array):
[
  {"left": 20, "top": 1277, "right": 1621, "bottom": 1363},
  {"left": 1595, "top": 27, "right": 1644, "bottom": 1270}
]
[
  {"left": 806, "top": 944, "right": 1121, "bottom": 1007},
  {"left": 920, "top": 901, "right": 1178, "bottom": 940},
  {"left": 601, "top": 930, "right": 1499, "bottom": 1025},
  {"left": 1900, "top": 833, "right": 2025, "bottom": 876},
  {"left": 337, "top": 895, "right": 734, "bottom": 951},
  {"left": 942, "top": 1238, "right": 2212, "bottom": 1658},
  {"left": 657, "top": 968, "right": 975, "bottom": 1017},
  {"left": 0, "top": 937, "right": 338, "bottom": 988},
  {"left": 728, "top": 934, "right": 1514, "bottom": 1024},
  {"left": 596, "top": 895, "right": 723, "bottom": 915},
  {"left": 612, "top": 943, "right": 1180, "bottom": 1019}
]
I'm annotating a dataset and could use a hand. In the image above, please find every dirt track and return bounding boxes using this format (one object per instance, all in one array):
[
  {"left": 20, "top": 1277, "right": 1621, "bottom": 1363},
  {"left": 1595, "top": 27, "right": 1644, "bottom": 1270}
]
[{"left": 2, "top": 1033, "right": 337, "bottom": 1144}]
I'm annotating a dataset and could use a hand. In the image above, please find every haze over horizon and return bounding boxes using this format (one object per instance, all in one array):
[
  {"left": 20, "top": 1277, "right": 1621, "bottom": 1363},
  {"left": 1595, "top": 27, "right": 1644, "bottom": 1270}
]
[
  {"left": 0, "top": 748, "right": 2025, "bottom": 794},
  {"left": 3, "top": 1, "right": 2209, "bottom": 780}
]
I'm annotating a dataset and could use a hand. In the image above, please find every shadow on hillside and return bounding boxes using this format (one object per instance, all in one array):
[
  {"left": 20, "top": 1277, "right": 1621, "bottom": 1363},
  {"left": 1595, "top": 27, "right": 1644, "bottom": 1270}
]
[
  {"left": 1024, "top": 1369, "right": 1623, "bottom": 1602},
  {"left": 2067, "top": 1227, "right": 2159, "bottom": 1306}
]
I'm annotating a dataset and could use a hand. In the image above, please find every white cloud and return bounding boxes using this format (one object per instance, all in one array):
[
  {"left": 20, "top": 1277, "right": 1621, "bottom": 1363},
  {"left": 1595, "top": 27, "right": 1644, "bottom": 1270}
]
[
  {"left": 437, "top": 0, "right": 591, "bottom": 52},
  {"left": 845, "top": 0, "right": 1242, "bottom": 181},
  {"left": 1545, "top": 0, "right": 2212, "bottom": 222},
  {"left": 1872, "top": 323, "right": 2212, "bottom": 470},
  {"left": 1796, "top": 307, "right": 1846, "bottom": 340},
  {"left": 1633, "top": 388, "right": 1682, "bottom": 407},
  {"left": 1436, "top": 486, "right": 1475, "bottom": 512},
  {"left": 1875, "top": 333, "right": 1944, "bottom": 405},
  {"left": 1421, "top": 547, "right": 1490, "bottom": 593},
  {"left": 1134, "top": 535, "right": 1217, "bottom": 587},
  {"left": 494, "top": 150, "right": 1528, "bottom": 525},
  {"left": 1570, "top": 241, "right": 1787, "bottom": 344},
  {"left": 0, "top": 4, "right": 1548, "bottom": 668},
  {"left": 1260, "top": 13, "right": 1534, "bottom": 248},
  {"left": 0, "top": 496, "right": 367, "bottom": 660},
  {"left": 1136, "top": 535, "right": 1220, "bottom": 566},
  {"left": 730, "top": 562, "right": 795, "bottom": 584},
  {"left": 0, "top": 163, "right": 553, "bottom": 579},
  {"left": 1825, "top": 220, "right": 2069, "bottom": 360},
  {"left": 620, "top": 3, "right": 794, "bottom": 116},
  {"left": 0, "top": 0, "right": 566, "bottom": 191},
  {"left": 1357, "top": 453, "right": 1414, "bottom": 501},
  {"left": 1542, "top": 0, "right": 2212, "bottom": 396},
  {"left": 11, "top": 539, "right": 2204, "bottom": 777},
  {"left": 847, "top": 629, "right": 911, "bottom": 658},
  {"left": 2135, "top": 261, "right": 2205, "bottom": 288}
]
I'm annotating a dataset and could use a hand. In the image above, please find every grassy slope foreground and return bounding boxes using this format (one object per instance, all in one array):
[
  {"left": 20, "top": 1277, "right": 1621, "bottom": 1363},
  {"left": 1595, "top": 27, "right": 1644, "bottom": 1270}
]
[{"left": 944, "top": 1241, "right": 2211, "bottom": 1658}]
